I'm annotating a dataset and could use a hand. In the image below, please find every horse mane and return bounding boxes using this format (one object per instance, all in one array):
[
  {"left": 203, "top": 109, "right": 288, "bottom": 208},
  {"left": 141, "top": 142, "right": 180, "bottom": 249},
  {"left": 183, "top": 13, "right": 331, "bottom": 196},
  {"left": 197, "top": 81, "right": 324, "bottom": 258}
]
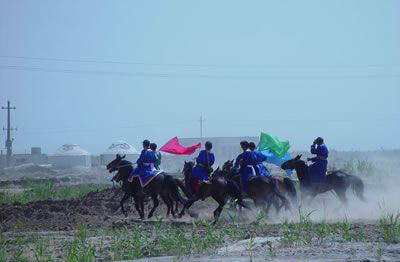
[{"left": 119, "top": 159, "right": 133, "bottom": 165}]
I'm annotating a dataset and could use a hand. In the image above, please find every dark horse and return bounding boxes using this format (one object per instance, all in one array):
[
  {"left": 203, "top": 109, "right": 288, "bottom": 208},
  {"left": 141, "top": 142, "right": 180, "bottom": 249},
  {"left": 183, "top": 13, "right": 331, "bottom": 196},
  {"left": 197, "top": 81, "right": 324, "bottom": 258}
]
[
  {"left": 222, "top": 160, "right": 297, "bottom": 205},
  {"left": 178, "top": 161, "right": 248, "bottom": 224},
  {"left": 281, "top": 155, "right": 366, "bottom": 204},
  {"left": 220, "top": 160, "right": 291, "bottom": 215},
  {"left": 106, "top": 154, "right": 186, "bottom": 219}
]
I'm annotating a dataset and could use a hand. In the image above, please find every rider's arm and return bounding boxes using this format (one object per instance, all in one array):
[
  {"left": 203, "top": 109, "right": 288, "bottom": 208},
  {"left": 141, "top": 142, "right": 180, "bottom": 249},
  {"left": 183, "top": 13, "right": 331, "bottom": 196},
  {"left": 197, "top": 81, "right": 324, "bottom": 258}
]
[
  {"left": 234, "top": 154, "right": 242, "bottom": 169},
  {"left": 196, "top": 150, "right": 205, "bottom": 165},
  {"left": 257, "top": 152, "right": 267, "bottom": 162},
  {"left": 209, "top": 153, "right": 215, "bottom": 167},
  {"left": 310, "top": 144, "right": 318, "bottom": 154},
  {"left": 136, "top": 150, "right": 145, "bottom": 164}
]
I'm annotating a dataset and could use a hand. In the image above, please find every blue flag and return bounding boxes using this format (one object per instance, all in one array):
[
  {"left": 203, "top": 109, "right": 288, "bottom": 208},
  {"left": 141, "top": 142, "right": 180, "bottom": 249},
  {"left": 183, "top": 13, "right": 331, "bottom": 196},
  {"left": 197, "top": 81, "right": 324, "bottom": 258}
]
[{"left": 260, "top": 150, "right": 293, "bottom": 176}]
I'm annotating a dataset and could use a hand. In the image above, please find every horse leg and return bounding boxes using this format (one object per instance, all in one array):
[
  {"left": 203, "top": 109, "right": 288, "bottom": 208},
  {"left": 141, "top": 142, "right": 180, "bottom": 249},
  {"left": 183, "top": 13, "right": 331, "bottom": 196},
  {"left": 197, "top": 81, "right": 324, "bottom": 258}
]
[
  {"left": 147, "top": 193, "right": 159, "bottom": 219},
  {"left": 211, "top": 196, "right": 226, "bottom": 224},
  {"left": 334, "top": 188, "right": 348, "bottom": 206},
  {"left": 160, "top": 193, "right": 172, "bottom": 217},
  {"left": 178, "top": 194, "right": 200, "bottom": 218},
  {"left": 174, "top": 199, "right": 179, "bottom": 215},
  {"left": 119, "top": 193, "right": 130, "bottom": 217},
  {"left": 133, "top": 196, "right": 144, "bottom": 219}
]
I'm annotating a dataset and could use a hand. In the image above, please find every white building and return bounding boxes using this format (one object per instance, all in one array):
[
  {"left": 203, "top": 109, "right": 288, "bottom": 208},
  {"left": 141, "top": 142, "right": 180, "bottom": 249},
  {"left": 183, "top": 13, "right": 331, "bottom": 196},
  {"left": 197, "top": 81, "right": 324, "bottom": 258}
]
[
  {"left": 100, "top": 140, "right": 140, "bottom": 165},
  {"left": 49, "top": 144, "right": 91, "bottom": 168}
]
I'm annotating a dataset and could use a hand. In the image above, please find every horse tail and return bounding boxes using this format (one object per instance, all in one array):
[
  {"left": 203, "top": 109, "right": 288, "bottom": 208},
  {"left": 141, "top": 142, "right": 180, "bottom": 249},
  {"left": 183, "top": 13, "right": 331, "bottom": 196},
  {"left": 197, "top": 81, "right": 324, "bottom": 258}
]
[
  {"left": 227, "top": 179, "right": 248, "bottom": 209},
  {"left": 174, "top": 178, "right": 190, "bottom": 198},
  {"left": 164, "top": 175, "right": 187, "bottom": 205},
  {"left": 348, "top": 175, "right": 366, "bottom": 202},
  {"left": 283, "top": 177, "right": 297, "bottom": 205},
  {"left": 269, "top": 178, "right": 291, "bottom": 211}
]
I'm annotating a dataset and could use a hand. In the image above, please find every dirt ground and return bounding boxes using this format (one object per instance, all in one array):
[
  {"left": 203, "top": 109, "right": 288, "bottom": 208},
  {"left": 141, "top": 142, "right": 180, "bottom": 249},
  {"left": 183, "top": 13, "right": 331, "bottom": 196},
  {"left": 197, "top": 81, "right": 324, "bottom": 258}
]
[{"left": 1, "top": 159, "right": 400, "bottom": 261}]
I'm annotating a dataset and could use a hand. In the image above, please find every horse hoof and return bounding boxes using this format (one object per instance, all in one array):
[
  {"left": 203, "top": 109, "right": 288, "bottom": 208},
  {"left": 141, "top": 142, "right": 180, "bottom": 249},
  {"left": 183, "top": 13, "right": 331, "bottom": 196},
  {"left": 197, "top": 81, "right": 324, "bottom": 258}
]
[{"left": 188, "top": 211, "right": 198, "bottom": 218}]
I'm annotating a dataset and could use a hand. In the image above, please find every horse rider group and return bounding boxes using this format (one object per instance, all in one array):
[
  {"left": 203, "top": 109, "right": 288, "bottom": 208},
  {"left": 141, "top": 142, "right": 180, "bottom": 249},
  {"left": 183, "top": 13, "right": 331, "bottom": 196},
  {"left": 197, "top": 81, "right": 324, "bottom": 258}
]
[
  {"left": 129, "top": 137, "right": 329, "bottom": 194},
  {"left": 128, "top": 139, "right": 162, "bottom": 183}
]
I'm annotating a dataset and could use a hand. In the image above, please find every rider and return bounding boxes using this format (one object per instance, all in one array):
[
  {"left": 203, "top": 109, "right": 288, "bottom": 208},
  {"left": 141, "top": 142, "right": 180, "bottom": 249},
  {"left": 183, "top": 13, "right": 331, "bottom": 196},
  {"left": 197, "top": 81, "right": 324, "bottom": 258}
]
[
  {"left": 150, "top": 143, "right": 162, "bottom": 170},
  {"left": 248, "top": 142, "right": 271, "bottom": 177},
  {"left": 307, "top": 137, "right": 329, "bottom": 188},
  {"left": 128, "top": 139, "right": 158, "bottom": 183},
  {"left": 234, "top": 140, "right": 247, "bottom": 172},
  {"left": 238, "top": 141, "right": 258, "bottom": 193},
  {"left": 191, "top": 141, "right": 215, "bottom": 192}
]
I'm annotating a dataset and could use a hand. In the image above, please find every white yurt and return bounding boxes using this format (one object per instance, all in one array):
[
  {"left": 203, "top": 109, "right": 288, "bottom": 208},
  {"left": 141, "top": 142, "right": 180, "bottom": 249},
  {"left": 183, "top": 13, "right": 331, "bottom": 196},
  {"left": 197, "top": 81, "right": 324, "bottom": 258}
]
[
  {"left": 100, "top": 140, "right": 140, "bottom": 165},
  {"left": 49, "top": 144, "right": 91, "bottom": 168}
]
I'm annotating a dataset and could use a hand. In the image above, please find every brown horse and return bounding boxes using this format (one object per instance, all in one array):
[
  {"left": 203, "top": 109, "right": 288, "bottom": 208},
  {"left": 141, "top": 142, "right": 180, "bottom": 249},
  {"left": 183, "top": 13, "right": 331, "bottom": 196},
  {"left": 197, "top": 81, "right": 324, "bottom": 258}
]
[
  {"left": 220, "top": 160, "right": 291, "bottom": 215},
  {"left": 178, "top": 161, "right": 248, "bottom": 224},
  {"left": 281, "top": 155, "right": 366, "bottom": 204},
  {"left": 106, "top": 154, "right": 186, "bottom": 219},
  {"left": 222, "top": 160, "right": 297, "bottom": 206}
]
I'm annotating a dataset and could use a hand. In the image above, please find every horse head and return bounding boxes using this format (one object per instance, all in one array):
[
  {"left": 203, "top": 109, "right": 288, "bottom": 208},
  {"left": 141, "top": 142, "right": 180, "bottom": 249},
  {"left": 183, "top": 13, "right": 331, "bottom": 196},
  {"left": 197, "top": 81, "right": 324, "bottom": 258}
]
[
  {"left": 222, "top": 159, "right": 234, "bottom": 172},
  {"left": 281, "top": 154, "right": 302, "bottom": 170},
  {"left": 106, "top": 154, "right": 126, "bottom": 173},
  {"left": 182, "top": 161, "right": 195, "bottom": 177}
]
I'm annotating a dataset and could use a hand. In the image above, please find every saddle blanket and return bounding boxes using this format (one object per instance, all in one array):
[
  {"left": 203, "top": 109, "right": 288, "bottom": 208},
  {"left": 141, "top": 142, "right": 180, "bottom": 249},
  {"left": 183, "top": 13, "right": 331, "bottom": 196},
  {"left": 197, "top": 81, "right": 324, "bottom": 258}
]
[{"left": 131, "top": 170, "right": 164, "bottom": 187}]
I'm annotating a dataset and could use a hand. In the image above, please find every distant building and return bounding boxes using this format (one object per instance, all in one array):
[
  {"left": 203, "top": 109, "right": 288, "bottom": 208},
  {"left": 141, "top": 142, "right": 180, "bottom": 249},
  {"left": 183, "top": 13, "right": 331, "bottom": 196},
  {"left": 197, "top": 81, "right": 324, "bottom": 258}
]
[
  {"left": 48, "top": 144, "right": 91, "bottom": 168},
  {"left": 100, "top": 140, "right": 140, "bottom": 165},
  {"left": 0, "top": 147, "right": 47, "bottom": 167}
]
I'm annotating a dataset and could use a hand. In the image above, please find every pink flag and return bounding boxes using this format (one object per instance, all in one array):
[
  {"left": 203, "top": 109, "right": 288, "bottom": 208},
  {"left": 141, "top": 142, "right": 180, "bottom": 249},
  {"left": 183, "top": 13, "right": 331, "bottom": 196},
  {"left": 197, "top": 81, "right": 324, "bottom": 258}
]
[{"left": 160, "top": 137, "right": 201, "bottom": 155}]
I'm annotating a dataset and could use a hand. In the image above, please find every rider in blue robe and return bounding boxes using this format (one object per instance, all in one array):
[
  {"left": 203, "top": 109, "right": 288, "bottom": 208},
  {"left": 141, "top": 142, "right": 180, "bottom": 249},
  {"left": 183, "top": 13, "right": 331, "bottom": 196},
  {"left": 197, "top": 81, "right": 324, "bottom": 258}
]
[
  {"left": 192, "top": 141, "right": 215, "bottom": 182},
  {"left": 307, "top": 137, "right": 329, "bottom": 184},
  {"left": 129, "top": 140, "right": 159, "bottom": 186},
  {"left": 238, "top": 141, "right": 258, "bottom": 193},
  {"left": 249, "top": 142, "right": 271, "bottom": 177}
]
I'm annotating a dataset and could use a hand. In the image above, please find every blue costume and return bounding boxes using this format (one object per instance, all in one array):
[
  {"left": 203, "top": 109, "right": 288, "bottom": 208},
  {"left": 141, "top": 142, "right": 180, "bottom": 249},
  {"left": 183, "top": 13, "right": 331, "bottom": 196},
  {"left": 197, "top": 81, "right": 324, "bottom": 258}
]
[
  {"left": 308, "top": 144, "right": 329, "bottom": 183},
  {"left": 131, "top": 149, "right": 159, "bottom": 186},
  {"left": 192, "top": 150, "right": 215, "bottom": 181},
  {"left": 240, "top": 150, "right": 258, "bottom": 193},
  {"left": 253, "top": 150, "right": 271, "bottom": 177}
]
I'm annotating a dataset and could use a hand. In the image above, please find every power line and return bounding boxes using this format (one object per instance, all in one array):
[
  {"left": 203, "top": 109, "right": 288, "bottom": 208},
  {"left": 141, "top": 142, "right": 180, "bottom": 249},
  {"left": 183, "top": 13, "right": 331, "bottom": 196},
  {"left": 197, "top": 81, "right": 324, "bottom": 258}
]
[
  {"left": 1, "top": 65, "right": 400, "bottom": 80},
  {"left": 1, "top": 55, "right": 400, "bottom": 69},
  {"left": 15, "top": 117, "right": 400, "bottom": 136}
]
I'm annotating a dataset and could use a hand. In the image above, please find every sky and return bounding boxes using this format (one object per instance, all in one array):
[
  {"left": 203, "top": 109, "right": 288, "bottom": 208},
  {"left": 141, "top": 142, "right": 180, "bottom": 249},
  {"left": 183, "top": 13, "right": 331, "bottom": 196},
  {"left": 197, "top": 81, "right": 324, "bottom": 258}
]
[{"left": 0, "top": 0, "right": 399, "bottom": 154}]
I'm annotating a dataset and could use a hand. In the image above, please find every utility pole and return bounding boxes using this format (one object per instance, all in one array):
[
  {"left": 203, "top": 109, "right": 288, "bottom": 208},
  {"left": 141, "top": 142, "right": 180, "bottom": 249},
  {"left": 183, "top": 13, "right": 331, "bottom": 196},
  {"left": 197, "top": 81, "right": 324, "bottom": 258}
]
[
  {"left": 2, "top": 100, "right": 16, "bottom": 167},
  {"left": 199, "top": 116, "right": 203, "bottom": 141},
  {"left": 199, "top": 115, "right": 204, "bottom": 144}
]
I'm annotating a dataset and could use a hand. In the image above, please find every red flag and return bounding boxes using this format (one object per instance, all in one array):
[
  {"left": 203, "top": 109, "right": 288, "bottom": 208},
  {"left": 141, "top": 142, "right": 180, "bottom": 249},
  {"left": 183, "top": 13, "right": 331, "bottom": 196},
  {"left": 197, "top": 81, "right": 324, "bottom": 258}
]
[{"left": 159, "top": 137, "right": 201, "bottom": 155}]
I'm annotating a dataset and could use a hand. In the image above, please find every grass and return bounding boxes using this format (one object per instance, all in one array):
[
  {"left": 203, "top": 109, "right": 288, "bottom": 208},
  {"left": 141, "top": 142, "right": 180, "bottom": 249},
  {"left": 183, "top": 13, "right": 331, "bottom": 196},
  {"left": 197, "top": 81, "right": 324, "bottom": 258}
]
[
  {"left": 1, "top": 215, "right": 397, "bottom": 261},
  {"left": 33, "top": 239, "right": 54, "bottom": 262},
  {"left": 379, "top": 212, "right": 400, "bottom": 243},
  {"left": 0, "top": 182, "right": 109, "bottom": 205},
  {"left": 280, "top": 208, "right": 371, "bottom": 247},
  {"left": 341, "top": 158, "right": 376, "bottom": 176},
  {"left": 63, "top": 222, "right": 96, "bottom": 262}
]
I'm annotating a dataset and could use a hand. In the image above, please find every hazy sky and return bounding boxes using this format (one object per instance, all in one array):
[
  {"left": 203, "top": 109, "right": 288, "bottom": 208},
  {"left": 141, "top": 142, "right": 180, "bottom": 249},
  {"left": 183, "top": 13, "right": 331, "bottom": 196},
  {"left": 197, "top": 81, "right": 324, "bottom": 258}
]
[{"left": 0, "top": 1, "right": 399, "bottom": 154}]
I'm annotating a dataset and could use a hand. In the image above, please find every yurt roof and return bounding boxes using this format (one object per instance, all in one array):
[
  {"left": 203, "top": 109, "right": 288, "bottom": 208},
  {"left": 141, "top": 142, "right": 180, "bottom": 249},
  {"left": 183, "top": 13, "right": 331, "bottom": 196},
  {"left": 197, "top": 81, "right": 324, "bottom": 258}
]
[
  {"left": 103, "top": 140, "right": 139, "bottom": 155},
  {"left": 53, "top": 144, "right": 90, "bottom": 156}
]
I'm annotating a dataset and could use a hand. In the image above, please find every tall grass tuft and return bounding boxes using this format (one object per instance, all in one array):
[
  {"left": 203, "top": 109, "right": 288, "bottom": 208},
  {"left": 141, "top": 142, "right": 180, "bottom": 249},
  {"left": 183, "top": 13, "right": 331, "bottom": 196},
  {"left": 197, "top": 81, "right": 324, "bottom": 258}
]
[
  {"left": 0, "top": 183, "right": 109, "bottom": 205},
  {"left": 379, "top": 212, "right": 400, "bottom": 243},
  {"left": 63, "top": 222, "right": 96, "bottom": 262}
]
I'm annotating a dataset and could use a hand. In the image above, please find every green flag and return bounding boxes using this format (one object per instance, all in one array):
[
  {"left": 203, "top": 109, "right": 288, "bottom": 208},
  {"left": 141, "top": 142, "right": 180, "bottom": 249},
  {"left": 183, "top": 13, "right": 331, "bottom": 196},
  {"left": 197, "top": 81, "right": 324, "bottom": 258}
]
[{"left": 258, "top": 132, "right": 290, "bottom": 158}]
